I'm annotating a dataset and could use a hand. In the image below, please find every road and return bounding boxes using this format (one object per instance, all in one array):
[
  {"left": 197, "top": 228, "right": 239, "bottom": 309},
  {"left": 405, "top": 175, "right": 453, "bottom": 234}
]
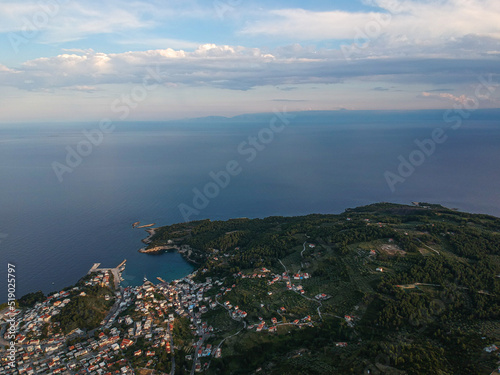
[
  {"left": 206, "top": 296, "right": 247, "bottom": 371},
  {"left": 213, "top": 323, "right": 245, "bottom": 352},
  {"left": 300, "top": 241, "right": 307, "bottom": 258},
  {"left": 290, "top": 288, "right": 323, "bottom": 321},
  {"left": 190, "top": 332, "right": 210, "bottom": 375},
  {"left": 278, "top": 259, "right": 288, "bottom": 274},
  {"left": 415, "top": 238, "right": 440, "bottom": 255},
  {"left": 188, "top": 298, "right": 214, "bottom": 375},
  {"left": 167, "top": 327, "right": 175, "bottom": 375}
]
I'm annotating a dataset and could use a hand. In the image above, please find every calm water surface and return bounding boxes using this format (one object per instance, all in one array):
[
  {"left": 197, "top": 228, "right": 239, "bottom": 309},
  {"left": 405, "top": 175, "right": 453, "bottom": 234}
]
[{"left": 1, "top": 110, "right": 499, "bottom": 298}]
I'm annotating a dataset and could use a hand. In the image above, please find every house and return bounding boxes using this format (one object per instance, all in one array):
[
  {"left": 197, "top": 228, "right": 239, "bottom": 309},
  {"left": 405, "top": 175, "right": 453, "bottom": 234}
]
[
  {"left": 315, "top": 293, "right": 328, "bottom": 300},
  {"left": 120, "top": 339, "right": 134, "bottom": 349},
  {"left": 256, "top": 322, "right": 265, "bottom": 332},
  {"left": 484, "top": 344, "right": 498, "bottom": 353},
  {"left": 376, "top": 267, "right": 384, "bottom": 272},
  {"left": 215, "top": 348, "right": 222, "bottom": 358}
]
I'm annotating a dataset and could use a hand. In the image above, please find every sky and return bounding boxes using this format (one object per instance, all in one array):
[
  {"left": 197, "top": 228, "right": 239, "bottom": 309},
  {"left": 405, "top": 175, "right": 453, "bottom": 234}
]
[{"left": 1, "top": 0, "right": 500, "bottom": 122}]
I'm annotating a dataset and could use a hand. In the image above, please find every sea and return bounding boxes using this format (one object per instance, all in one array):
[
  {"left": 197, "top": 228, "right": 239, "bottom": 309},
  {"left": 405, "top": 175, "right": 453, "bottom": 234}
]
[{"left": 1, "top": 109, "right": 500, "bottom": 299}]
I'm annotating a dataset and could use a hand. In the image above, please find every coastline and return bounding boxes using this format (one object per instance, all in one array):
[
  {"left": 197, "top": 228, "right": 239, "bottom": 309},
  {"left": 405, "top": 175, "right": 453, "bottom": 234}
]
[
  {"left": 141, "top": 227, "right": 157, "bottom": 244},
  {"left": 139, "top": 243, "right": 201, "bottom": 265},
  {"left": 138, "top": 225, "right": 202, "bottom": 266},
  {"left": 139, "top": 244, "right": 178, "bottom": 253}
]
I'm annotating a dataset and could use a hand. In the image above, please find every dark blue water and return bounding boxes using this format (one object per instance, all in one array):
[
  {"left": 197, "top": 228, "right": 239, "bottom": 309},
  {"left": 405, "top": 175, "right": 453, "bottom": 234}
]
[{"left": 1, "top": 110, "right": 500, "bottom": 298}]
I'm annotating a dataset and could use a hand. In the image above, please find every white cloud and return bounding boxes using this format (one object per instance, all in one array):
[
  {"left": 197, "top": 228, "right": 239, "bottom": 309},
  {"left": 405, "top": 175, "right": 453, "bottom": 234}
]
[
  {"left": 421, "top": 91, "right": 470, "bottom": 105},
  {"left": 421, "top": 89, "right": 500, "bottom": 106},
  {"left": 62, "top": 85, "right": 100, "bottom": 92},
  {"left": 1, "top": 43, "right": 499, "bottom": 93},
  {"left": 0, "top": 0, "right": 157, "bottom": 43},
  {"left": 0, "top": 0, "right": 237, "bottom": 44},
  {"left": 1, "top": 44, "right": 279, "bottom": 91},
  {"left": 241, "top": 0, "right": 500, "bottom": 47},
  {"left": 116, "top": 38, "right": 201, "bottom": 50},
  {"left": 241, "top": 9, "right": 383, "bottom": 40},
  {"left": 0, "top": 64, "right": 14, "bottom": 72}
]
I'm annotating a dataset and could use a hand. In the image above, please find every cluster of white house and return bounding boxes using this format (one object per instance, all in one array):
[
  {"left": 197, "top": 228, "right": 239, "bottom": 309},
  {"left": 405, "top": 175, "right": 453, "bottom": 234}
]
[{"left": 1, "top": 258, "right": 347, "bottom": 375}]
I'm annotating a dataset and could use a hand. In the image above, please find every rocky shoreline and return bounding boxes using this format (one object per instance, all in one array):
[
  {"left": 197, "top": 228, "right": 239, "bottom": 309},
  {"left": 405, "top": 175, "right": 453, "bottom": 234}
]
[
  {"left": 139, "top": 245, "right": 177, "bottom": 253},
  {"left": 141, "top": 228, "right": 157, "bottom": 244},
  {"left": 138, "top": 230, "right": 204, "bottom": 265}
]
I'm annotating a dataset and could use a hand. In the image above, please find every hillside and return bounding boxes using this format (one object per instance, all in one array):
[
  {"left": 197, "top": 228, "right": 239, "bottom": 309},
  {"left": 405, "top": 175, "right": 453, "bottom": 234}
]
[{"left": 147, "top": 202, "right": 500, "bottom": 374}]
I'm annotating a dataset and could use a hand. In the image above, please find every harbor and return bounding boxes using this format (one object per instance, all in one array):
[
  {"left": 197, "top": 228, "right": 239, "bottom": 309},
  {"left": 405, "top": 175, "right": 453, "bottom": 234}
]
[{"left": 88, "top": 259, "right": 127, "bottom": 290}]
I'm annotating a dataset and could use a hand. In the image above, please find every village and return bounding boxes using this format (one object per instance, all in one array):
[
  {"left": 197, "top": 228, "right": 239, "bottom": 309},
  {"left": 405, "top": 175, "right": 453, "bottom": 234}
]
[{"left": 0, "top": 245, "right": 346, "bottom": 375}]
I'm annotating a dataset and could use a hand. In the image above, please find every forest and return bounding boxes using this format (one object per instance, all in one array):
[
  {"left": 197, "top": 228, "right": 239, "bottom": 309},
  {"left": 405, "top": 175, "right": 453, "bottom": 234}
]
[{"left": 148, "top": 202, "right": 500, "bottom": 374}]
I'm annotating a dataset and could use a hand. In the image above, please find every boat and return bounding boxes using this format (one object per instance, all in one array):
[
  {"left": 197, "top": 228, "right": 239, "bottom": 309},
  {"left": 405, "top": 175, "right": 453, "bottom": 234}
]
[{"left": 144, "top": 275, "right": 148, "bottom": 283}]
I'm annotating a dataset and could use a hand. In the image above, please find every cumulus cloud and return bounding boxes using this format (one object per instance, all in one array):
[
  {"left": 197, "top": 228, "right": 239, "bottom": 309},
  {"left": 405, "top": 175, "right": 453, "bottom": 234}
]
[
  {"left": 1, "top": 44, "right": 277, "bottom": 91},
  {"left": 1, "top": 43, "right": 500, "bottom": 92}
]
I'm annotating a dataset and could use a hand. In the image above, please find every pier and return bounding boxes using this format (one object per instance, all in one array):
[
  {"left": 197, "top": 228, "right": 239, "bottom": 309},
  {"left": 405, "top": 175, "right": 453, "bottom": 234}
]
[
  {"left": 135, "top": 223, "right": 156, "bottom": 229},
  {"left": 88, "top": 263, "right": 101, "bottom": 273},
  {"left": 88, "top": 259, "right": 127, "bottom": 290}
]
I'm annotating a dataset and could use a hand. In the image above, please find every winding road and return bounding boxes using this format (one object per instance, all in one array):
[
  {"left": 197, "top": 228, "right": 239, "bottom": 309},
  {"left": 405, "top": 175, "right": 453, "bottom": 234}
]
[{"left": 300, "top": 241, "right": 307, "bottom": 258}]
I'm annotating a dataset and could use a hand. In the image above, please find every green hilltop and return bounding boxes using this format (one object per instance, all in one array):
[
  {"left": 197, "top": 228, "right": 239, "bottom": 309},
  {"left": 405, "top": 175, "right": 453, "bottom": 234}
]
[{"left": 147, "top": 202, "right": 500, "bottom": 374}]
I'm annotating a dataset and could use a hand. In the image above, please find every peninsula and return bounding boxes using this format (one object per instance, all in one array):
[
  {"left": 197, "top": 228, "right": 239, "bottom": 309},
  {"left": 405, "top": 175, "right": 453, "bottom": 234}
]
[{"left": 2, "top": 203, "right": 499, "bottom": 375}]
